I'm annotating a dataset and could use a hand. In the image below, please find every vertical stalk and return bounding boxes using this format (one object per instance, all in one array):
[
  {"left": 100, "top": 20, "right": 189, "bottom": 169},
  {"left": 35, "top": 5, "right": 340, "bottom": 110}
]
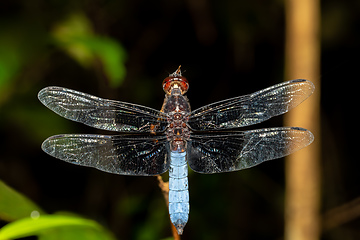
[
  {"left": 284, "top": 0, "right": 321, "bottom": 240},
  {"left": 157, "top": 175, "right": 181, "bottom": 240}
]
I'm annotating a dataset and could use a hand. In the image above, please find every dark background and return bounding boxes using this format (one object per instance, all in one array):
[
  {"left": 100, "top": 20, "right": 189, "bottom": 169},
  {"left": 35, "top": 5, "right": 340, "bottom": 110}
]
[{"left": 0, "top": 0, "right": 359, "bottom": 239}]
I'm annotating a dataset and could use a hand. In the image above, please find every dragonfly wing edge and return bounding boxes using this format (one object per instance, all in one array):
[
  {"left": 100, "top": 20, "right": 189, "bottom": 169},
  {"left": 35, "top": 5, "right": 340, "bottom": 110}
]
[
  {"left": 41, "top": 134, "right": 170, "bottom": 176},
  {"left": 187, "top": 127, "right": 314, "bottom": 174}
]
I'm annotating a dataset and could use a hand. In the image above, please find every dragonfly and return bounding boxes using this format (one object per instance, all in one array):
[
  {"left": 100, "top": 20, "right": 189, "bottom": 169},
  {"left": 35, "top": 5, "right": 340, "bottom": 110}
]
[{"left": 38, "top": 66, "right": 314, "bottom": 235}]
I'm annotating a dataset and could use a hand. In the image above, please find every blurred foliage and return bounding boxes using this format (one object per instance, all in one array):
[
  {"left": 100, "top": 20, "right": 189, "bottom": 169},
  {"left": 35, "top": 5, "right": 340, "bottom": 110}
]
[
  {"left": 0, "top": 8, "right": 126, "bottom": 105},
  {"left": 0, "top": 214, "right": 116, "bottom": 240},
  {"left": 52, "top": 13, "right": 126, "bottom": 87},
  {"left": 0, "top": 21, "right": 47, "bottom": 103},
  {"left": 0, "top": 180, "right": 115, "bottom": 240},
  {"left": 0, "top": 180, "right": 44, "bottom": 222}
]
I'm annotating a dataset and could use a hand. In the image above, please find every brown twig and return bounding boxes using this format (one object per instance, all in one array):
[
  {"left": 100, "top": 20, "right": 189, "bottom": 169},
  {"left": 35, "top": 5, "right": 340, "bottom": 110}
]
[
  {"left": 156, "top": 175, "right": 180, "bottom": 240},
  {"left": 322, "top": 196, "right": 360, "bottom": 231}
]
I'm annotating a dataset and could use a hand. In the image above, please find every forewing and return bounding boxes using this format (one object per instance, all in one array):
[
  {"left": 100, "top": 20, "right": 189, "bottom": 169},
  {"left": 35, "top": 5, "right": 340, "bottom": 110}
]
[
  {"left": 187, "top": 127, "right": 314, "bottom": 174},
  {"left": 42, "top": 134, "right": 170, "bottom": 176},
  {"left": 188, "top": 79, "right": 314, "bottom": 130},
  {"left": 38, "top": 86, "right": 168, "bottom": 132}
]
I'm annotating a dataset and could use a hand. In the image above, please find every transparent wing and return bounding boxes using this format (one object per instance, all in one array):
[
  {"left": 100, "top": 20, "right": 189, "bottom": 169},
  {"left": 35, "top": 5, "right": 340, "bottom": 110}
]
[
  {"left": 38, "top": 86, "right": 168, "bottom": 133},
  {"left": 188, "top": 79, "right": 314, "bottom": 130},
  {"left": 42, "top": 134, "right": 170, "bottom": 176},
  {"left": 187, "top": 127, "right": 314, "bottom": 174}
]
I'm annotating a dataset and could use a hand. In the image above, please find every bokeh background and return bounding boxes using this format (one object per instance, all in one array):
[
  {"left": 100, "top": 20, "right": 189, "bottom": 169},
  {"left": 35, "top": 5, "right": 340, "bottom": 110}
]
[{"left": 0, "top": 0, "right": 359, "bottom": 239}]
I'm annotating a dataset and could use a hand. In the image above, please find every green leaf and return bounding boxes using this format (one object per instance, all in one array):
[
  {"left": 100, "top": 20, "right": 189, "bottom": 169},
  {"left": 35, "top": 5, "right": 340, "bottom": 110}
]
[
  {"left": 52, "top": 12, "right": 126, "bottom": 87},
  {"left": 39, "top": 226, "right": 115, "bottom": 240},
  {"left": 0, "top": 214, "right": 116, "bottom": 240},
  {"left": 85, "top": 36, "right": 127, "bottom": 87},
  {"left": 0, "top": 180, "right": 44, "bottom": 222},
  {"left": 52, "top": 13, "right": 95, "bottom": 67}
]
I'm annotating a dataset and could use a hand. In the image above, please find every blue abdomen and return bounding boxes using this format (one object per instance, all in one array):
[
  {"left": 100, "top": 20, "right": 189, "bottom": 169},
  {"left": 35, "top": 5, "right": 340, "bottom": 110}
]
[{"left": 169, "top": 151, "right": 189, "bottom": 235}]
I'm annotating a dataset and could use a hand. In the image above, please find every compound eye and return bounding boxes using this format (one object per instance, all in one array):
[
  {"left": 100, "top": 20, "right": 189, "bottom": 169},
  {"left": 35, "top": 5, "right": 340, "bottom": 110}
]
[
  {"left": 178, "top": 77, "right": 189, "bottom": 93},
  {"left": 162, "top": 77, "right": 173, "bottom": 94},
  {"left": 162, "top": 76, "right": 189, "bottom": 94}
]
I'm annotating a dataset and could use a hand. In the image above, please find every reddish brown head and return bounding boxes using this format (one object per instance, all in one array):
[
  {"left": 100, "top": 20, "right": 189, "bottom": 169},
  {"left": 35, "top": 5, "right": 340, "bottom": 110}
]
[{"left": 162, "top": 65, "right": 189, "bottom": 95}]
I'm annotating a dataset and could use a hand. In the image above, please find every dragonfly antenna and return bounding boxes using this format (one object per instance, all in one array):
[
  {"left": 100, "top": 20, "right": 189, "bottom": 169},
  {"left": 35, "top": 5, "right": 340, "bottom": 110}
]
[{"left": 175, "top": 65, "right": 182, "bottom": 76}]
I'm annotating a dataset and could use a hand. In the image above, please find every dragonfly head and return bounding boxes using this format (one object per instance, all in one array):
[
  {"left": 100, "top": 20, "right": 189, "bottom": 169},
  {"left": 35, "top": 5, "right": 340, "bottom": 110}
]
[{"left": 163, "top": 66, "right": 189, "bottom": 95}]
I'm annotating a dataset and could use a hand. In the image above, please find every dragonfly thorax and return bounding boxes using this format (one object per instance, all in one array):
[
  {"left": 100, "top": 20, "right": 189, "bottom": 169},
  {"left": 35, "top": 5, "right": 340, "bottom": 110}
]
[
  {"left": 165, "top": 109, "right": 191, "bottom": 152},
  {"left": 162, "top": 84, "right": 191, "bottom": 152}
]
